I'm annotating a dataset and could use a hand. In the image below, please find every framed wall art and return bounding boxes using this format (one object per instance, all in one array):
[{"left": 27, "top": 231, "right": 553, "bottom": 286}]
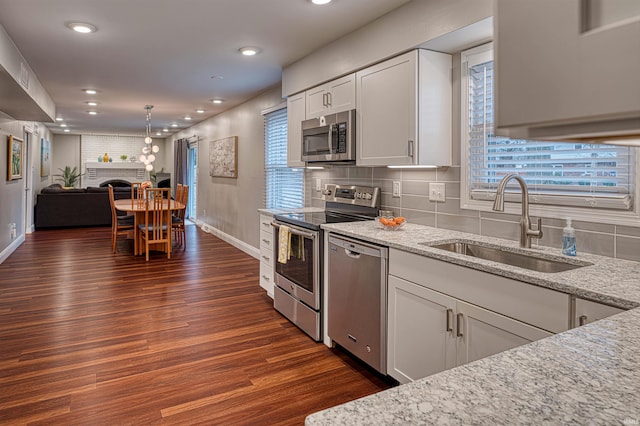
[
  {"left": 40, "top": 137, "right": 51, "bottom": 177},
  {"left": 7, "top": 135, "right": 23, "bottom": 181},
  {"left": 209, "top": 136, "right": 237, "bottom": 178}
]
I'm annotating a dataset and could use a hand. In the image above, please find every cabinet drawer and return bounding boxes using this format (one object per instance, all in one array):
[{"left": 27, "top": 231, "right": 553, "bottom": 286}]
[
  {"left": 260, "top": 230, "right": 273, "bottom": 251},
  {"left": 260, "top": 246, "right": 274, "bottom": 267},
  {"left": 389, "top": 249, "right": 570, "bottom": 333},
  {"left": 260, "top": 262, "right": 274, "bottom": 296},
  {"left": 259, "top": 215, "right": 273, "bottom": 231}
]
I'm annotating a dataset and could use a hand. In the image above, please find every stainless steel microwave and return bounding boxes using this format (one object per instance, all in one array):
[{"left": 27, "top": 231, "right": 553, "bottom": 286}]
[{"left": 301, "top": 109, "right": 355, "bottom": 163}]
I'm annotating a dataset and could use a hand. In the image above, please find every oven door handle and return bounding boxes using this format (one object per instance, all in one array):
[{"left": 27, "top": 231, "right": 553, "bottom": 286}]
[{"left": 271, "top": 222, "right": 317, "bottom": 239}]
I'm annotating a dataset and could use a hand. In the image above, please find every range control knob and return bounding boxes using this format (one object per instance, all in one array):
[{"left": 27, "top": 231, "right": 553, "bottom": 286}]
[
  {"left": 322, "top": 189, "right": 332, "bottom": 196},
  {"left": 365, "top": 193, "right": 372, "bottom": 200}
]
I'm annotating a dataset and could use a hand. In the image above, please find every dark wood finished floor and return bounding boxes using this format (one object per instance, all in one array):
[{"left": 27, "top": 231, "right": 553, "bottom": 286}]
[{"left": 0, "top": 225, "right": 391, "bottom": 425}]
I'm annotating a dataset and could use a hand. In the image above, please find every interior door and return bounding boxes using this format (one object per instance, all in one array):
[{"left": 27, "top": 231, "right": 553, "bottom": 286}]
[
  {"left": 187, "top": 143, "right": 197, "bottom": 220},
  {"left": 22, "top": 129, "right": 33, "bottom": 234}
]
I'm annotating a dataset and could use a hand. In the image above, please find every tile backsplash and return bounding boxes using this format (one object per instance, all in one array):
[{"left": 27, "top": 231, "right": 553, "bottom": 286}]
[{"left": 306, "top": 166, "right": 640, "bottom": 261}]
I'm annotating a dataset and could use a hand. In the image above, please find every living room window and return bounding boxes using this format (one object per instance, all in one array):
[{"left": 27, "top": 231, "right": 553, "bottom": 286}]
[
  {"left": 264, "top": 106, "right": 304, "bottom": 209},
  {"left": 460, "top": 42, "right": 638, "bottom": 224}
]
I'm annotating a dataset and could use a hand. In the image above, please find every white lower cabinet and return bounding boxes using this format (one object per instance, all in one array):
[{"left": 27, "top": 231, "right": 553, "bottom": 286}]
[
  {"left": 574, "top": 298, "right": 624, "bottom": 327},
  {"left": 388, "top": 275, "right": 552, "bottom": 384},
  {"left": 456, "top": 300, "right": 551, "bottom": 366},
  {"left": 387, "top": 276, "right": 456, "bottom": 383},
  {"left": 258, "top": 215, "right": 275, "bottom": 298},
  {"left": 387, "top": 249, "right": 566, "bottom": 384}
]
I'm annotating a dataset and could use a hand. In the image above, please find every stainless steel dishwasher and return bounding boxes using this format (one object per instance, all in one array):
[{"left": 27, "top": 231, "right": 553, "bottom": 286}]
[{"left": 327, "top": 234, "right": 388, "bottom": 374}]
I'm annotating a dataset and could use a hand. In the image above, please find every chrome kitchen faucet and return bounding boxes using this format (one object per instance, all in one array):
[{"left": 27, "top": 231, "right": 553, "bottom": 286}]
[{"left": 492, "top": 173, "right": 543, "bottom": 248}]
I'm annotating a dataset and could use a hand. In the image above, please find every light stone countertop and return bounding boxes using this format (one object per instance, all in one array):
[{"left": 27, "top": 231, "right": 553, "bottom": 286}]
[{"left": 305, "top": 221, "right": 640, "bottom": 425}]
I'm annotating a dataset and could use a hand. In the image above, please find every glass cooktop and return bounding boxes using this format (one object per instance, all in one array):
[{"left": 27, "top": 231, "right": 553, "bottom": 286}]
[{"left": 274, "top": 211, "right": 374, "bottom": 231}]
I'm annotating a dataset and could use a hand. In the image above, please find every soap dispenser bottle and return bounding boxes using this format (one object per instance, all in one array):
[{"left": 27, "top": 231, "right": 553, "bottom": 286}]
[{"left": 562, "top": 218, "right": 577, "bottom": 256}]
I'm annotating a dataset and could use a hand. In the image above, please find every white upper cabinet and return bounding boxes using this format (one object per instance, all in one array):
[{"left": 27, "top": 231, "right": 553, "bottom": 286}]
[
  {"left": 286, "top": 92, "right": 306, "bottom": 168},
  {"left": 495, "top": 0, "right": 640, "bottom": 145},
  {"left": 356, "top": 50, "right": 452, "bottom": 167},
  {"left": 305, "top": 74, "right": 356, "bottom": 119}
]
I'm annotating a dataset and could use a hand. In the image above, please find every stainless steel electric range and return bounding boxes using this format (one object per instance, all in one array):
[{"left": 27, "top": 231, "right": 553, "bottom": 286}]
[{"left": 271, "top": 184, "right": 381, "bottom": 341}]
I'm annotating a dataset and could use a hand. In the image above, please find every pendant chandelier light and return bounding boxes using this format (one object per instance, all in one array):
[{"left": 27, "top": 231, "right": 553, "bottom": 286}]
[{"left": 139, "top": 105, "right": 160, "bottom": 172}]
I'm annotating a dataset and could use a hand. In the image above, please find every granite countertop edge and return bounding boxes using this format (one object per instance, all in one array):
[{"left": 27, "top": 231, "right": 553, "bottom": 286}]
[{"left": 305, "top": 221, "right": 640, "bottom": 425}]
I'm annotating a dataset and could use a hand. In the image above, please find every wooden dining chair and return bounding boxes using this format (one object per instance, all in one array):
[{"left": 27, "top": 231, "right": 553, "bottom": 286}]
[
  {"left": 130, "top": 182, "right": 145, "bottom": 208},
  {"left": 138, "top": 188, "right": 171, "bottom": 261},
  {"left": 172, "top": 185, "right": 188, "bottom": 247},
  {"left": 175, "top": 183, "right": 184, "bottom": 202},
  {"left": 108, "top": 185, "right": 134, "bottom": 253}
]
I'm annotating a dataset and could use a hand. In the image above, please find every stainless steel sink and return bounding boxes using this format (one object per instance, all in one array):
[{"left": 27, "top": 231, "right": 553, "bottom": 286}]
[{"left": 423, "top": 241, "right": 592, "bottom": 273}]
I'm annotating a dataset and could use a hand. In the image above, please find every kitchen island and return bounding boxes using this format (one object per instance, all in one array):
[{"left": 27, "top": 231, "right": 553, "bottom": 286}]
[{"left": 306, "top": 221, "right": 640, "bottom": 425}]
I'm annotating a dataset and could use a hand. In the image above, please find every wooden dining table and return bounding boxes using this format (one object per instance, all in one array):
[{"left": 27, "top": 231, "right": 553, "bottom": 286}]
[{"left": 114, "top": 198, "right": 185, "bottom": 256}]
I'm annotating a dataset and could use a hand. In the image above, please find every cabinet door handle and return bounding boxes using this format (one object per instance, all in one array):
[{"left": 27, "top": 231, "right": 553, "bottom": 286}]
[
  {"left": 456, "top": 313, "right": 464, "bottom": 337},
  {"left": 407, "top": 140, "right": 414, "bottom": 158},
  {"left": 579, "top": 315, "right": 588, "bottom": 326},
  {"left": 262, "top": 239, "right": 271, "bottom": 244},
  {"left": 262, "top": 255, "right": 270, "bottom": 262},
  {"left": 322, "top": 93, "right": 328, "bottom": 107},
  {"left": 262, "top": 275, "right": 270, "bottom": 281},
  {"left": 326, "top": 91, "right": 332, "bottom": 107},
  {"left": 445, "top": 308, "right": 454, "bottom": 332}
]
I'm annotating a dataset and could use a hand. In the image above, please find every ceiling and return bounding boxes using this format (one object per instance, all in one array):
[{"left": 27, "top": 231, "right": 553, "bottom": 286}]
[{"left": 0, "top": 0, "right": 411, "bottom": 137}]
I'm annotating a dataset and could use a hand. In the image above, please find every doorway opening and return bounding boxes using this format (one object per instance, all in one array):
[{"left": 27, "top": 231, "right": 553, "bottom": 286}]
[{"left": 187, "top": 143, "right": 197, "bottom": 220}]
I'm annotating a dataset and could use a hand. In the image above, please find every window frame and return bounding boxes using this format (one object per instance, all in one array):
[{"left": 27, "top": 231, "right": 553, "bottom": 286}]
[
  {"left": 263, "top": 104, "right": 305, "bottom": 210},
  {"left": 460, "top": 42, "right": 640, "bottom": 226}
]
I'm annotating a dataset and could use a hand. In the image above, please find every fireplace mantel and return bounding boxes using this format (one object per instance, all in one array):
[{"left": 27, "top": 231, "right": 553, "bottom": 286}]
[{"left": 84, "top": 161, "right": 146, "bottom": 186}]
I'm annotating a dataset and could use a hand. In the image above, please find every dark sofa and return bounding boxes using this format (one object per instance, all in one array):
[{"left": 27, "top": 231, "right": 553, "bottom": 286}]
[{"left": 35, "top": 184, "right": 132, "bottom": 229}]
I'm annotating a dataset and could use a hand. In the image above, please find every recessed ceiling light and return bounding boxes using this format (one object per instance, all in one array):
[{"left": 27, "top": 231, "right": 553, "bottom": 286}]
[
  {"left": 196, "top": 109, "right": 205, "bottom": 114},
  {"left": 64, "top": 129, "right": 70, "bottom": 133},
  {"left": 311, "top": 0, "right": 331, "bottom": 4},
  {"left": 184, "top": 116, "right": 192, "bottom": 121},
  {"left": 66, "top": 22, "right": 97, "bottom": 34},
  {"left": 83, "top": 89, "right": 98, "bottom": 95},
  {"left": 88, "top": 111, "right": 98, "bottom": 115},
  {"left": 171, "top": 123, "right": 178, "bottom": 128},
  {"left": 162, "top": 128, "right": 169, "bottom": 133},
  {"left": 156, "top": 132, "right": 162, "bottom": 136},
  {"left": 60, "top": 123, "right": 67, "bottom": 127},
  {"left": 239, "top": 46, "right": 261, "bottom": 56},
  {"left": 56, "top": 117, "right": 64, "bottom": 121},
  {"left": 212, "top": 98, "right": 224, "bottom": 104},
  {"left": 86, "top": 101, "right": 98, "bottom": 106}
]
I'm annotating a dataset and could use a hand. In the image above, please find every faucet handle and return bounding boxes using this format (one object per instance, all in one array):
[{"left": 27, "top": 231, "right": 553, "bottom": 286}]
[{"left": 534, "top": 217, "right": 543, "bottom": 239}]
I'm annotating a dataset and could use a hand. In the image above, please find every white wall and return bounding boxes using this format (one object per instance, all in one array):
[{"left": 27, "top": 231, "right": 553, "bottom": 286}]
[
  {"left": 167, "top": 85, "right": 283, "bottom": 249},
  {"left": 50, "top": 133, "right": 169, "bottom": 187},
  {"left": 0, "top": 114, "right": 53, "bottom": 261},
  {"left": 282, "top": 0, "right": 492, "bottom": 96},
  {"left": 51, "top": 133, "right": 80, "bottom": 184}
]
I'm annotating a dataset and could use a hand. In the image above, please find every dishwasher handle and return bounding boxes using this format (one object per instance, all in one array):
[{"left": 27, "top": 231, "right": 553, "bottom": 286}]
[
  {"left": 344, "top": 248, "right": 361, "bottom": 259},
  {"left": 328, "top": 234, "right": 388, "bottom": 259}
]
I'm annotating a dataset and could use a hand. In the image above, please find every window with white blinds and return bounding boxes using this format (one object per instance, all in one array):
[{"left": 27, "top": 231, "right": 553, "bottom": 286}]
[
  {"left": 463, "top": 43, "right": 635, "bottom": 210},
  {"left": 264, "top": 107, "right": 304, "bottom": 209}
]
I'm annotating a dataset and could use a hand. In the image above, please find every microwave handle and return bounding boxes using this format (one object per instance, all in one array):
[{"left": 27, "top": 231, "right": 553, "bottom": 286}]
[{"left": 327, "top": 123, "right": 335, "bottom": 154}]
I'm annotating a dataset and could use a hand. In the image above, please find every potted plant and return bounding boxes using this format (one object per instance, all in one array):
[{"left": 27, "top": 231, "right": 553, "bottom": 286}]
[
  {"left": 120, "top": 154, "right": 128, "bottom": 161},
  {"left": 54, "top": 166, "right": 85, "bottom": 189}
]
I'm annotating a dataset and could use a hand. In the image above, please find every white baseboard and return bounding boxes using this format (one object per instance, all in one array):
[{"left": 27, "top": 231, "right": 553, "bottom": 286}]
[
  {"left": 197, "top": 220, "right": 260, "bottom": 260},
  {"left": 0, "top": 234, "right": 25, "bottom": 264}
]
